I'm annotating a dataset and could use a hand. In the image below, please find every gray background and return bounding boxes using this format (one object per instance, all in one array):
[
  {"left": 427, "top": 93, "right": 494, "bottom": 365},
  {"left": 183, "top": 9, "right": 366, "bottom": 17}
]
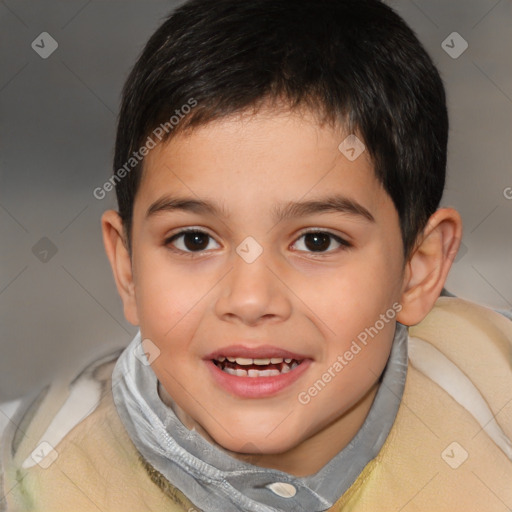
[{"left": 0, "top": 0, "right": 511, "bottom": 402}]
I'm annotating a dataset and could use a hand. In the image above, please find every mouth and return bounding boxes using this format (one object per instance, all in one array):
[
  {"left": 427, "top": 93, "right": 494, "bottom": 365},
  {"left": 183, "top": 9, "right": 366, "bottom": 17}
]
[
  {"left": 205, "top": 346, "right": 312, "bottom": 398},
  {"left": 212, "top": 356, "right": 302, "bottom": 377}
]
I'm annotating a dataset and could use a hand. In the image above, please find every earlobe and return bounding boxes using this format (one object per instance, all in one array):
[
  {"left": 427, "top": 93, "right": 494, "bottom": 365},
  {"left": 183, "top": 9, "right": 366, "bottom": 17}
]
[
  {"left": 396, "top": 208, "right": 463, "bottom": 326},
  {"left": 101, "top": 210, "right": 140, "bottom": 326}
]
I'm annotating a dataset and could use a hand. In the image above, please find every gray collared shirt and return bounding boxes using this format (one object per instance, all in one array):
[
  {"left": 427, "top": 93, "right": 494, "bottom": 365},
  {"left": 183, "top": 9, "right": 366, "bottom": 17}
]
[{"left": 112, "top": 322, "right": 408, "bottom": 512}]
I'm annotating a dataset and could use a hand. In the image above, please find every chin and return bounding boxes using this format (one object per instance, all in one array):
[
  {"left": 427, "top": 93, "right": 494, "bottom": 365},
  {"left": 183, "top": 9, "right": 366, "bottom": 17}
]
[{"left": 211, "top": 425, "right": 302, "bottom": 456}]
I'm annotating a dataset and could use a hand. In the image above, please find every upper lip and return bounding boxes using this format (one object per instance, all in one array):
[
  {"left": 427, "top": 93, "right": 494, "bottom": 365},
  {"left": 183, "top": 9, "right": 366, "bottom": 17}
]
[{"left": 205, "top": 344, "right": 310, "bottom": 361}]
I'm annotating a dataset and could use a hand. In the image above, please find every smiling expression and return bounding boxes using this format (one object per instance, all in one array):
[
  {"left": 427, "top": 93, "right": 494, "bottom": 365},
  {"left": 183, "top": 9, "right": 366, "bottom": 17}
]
[{"left": 120, "top": 106, "right": 407, "bottom": 468}]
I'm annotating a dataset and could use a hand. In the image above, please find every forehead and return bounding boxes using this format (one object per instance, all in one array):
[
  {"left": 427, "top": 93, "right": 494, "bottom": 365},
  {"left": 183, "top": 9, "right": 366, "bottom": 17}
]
[{"left": 135, "top": 109, "right": 394, "bottom": 225}]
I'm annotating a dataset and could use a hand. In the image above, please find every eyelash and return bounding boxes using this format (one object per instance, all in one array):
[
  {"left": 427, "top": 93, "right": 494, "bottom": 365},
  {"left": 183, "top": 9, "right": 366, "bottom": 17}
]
[{"left": 164, "top": 227, "right": 352, "bottom": 257}]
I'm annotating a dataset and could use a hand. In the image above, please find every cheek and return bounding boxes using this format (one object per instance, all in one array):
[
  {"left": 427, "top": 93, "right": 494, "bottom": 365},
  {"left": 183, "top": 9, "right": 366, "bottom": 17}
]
[
  {"left": 133, "top": 253, "right": 203, "bottom": 343},
  {"left": 353, "top": 238, "right": 404, "bottom": 305},
  {"left": 310, "top": 255, "right": 395, "bottom": 320},
  {"left": 309, "top": 249, "right": 399, "bottom": 368},
  {"left": 313, "top": 321, "right": 395, "bottom": 415}
]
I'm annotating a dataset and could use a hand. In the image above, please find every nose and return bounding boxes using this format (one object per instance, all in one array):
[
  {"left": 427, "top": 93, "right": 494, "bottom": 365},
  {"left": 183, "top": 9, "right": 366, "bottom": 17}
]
[{"left": 214, "top": 249, "right": 292, "bottom": 326}]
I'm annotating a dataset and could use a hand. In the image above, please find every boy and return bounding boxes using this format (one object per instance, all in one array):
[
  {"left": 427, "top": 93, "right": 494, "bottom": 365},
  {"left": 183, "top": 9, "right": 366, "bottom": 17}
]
[{"left": 1, "top": 0, "right": 511, "bottom": 510}]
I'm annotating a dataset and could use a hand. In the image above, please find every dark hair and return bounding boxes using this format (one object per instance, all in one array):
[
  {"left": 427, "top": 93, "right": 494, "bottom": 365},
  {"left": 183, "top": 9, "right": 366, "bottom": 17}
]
[{"left": 113, "top": 0, "right": 448, "bottom": 261}]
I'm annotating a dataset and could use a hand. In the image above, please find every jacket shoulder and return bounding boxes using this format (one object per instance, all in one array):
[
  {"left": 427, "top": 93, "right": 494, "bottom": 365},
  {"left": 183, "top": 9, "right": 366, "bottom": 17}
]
[
  {"left": 408, "top": 296, "right": 512, "bottom": 456},
  {"left": 3, "top": 349, "right": 123, "bottom": 472},
  {"left": 1, "top": 347, "right": 197, "bottom": 512},
  {"left": 409, "top": 296, "right": 512, "bottom": 389}
]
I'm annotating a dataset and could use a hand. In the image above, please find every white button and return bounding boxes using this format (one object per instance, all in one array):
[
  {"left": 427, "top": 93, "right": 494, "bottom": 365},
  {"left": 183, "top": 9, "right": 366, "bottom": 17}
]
[{"left": 266, "top": 482, "right": 297, "bottom": 498}]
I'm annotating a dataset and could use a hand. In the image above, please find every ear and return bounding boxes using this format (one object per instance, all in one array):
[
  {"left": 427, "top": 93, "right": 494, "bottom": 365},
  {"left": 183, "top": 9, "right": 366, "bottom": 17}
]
[
  {"left": 396, "top": 207, "right": 462, "bottom": 326},
  {"left": 101, "top": 210, "right": 139, "bottom": 326}
]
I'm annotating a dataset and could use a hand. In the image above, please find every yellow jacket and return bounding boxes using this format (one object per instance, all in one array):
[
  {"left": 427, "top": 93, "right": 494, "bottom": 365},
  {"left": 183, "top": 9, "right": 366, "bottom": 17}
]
[{"left": 1, "top": 297, "right": 511, "bottom": 511}]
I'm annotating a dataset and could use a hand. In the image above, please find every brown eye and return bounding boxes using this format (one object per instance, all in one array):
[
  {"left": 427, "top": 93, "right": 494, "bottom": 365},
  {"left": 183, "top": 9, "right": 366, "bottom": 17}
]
[
  {"left": 304, "top": 232, "right": 331, "bottom": 252},
  {"left": 166, "top": 229, "right": 219, "bottom": 253},
  {"left": 293, "top": 231, "right": 351, "bottom": 253},
  {"left": 182, "top": 232, "right": 209, "bottom": 251}
]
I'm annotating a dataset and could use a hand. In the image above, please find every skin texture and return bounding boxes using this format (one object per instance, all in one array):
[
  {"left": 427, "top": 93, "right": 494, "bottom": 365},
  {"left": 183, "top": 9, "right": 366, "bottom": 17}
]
[{"left": 102, "top": 107, "right": 462, "bottom": 476}]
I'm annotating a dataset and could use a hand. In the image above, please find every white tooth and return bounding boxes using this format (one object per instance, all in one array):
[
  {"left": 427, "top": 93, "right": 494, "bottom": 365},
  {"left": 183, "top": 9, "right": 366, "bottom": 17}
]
[
  {"left": 217, "top": 356, "right": 226, "bottom": 362},
  {"left": 254, "top": 358, "right": 271, "bottom": 365},
  {"left": 270, "top": 358, "right": 283, "bottom": 364},
  {"left": 224, "top": 367, "right": 237, "bottom": 375},
  {"left": 245, "top": 368, "right": 282, "bottom": 377},
  {"left": 227, "top": 357, "right": 236, "bottom": 362},
  {"left": 235, "top": 368, "right": 248, "bottom": 377},
  {"left": 235, "top": 357, "right": 253, "bottom": 366},
  {"left": 284, "top": 358, "right": 292, "bottom": 363},
  {"left": 281, "top": 364, "right": 290, "bottom": 373},
  {"left": 291, "top": 362, "right": 298, "bottom": 369}
]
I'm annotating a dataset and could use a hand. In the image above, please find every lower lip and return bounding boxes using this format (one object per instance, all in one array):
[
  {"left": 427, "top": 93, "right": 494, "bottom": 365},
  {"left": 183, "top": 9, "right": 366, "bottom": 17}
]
[{"left": 205, "top": 359, "right": 312, "bottom": 398}]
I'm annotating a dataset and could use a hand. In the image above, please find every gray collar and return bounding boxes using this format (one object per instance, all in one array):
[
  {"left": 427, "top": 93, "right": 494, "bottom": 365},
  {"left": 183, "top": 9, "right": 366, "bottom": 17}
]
[{"left": 112, "top": 323, "right": 408, "bottom": 512}]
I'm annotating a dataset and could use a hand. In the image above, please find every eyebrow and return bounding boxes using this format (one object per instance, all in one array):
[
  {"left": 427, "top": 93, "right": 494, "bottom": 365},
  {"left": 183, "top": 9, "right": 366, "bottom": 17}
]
[{"left": 146, "top": 194, "right": 375, "bottom": 223}]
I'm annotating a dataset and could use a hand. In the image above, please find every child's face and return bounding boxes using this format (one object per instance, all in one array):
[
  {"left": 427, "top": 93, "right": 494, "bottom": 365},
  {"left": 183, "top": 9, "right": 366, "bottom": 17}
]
[{"left": 126, "top": 107, "right": 407, "bottom": 459}]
